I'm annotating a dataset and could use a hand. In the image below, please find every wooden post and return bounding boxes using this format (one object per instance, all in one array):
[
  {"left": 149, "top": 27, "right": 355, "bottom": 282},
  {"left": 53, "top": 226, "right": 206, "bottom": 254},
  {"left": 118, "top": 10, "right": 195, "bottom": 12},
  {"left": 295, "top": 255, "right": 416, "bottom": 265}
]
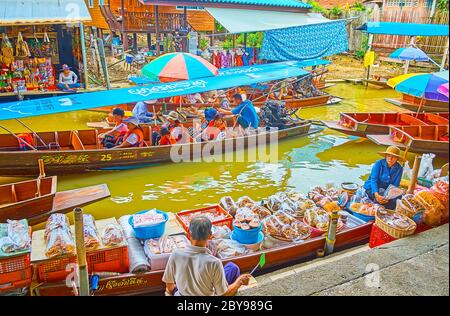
[
  {"left": 38, "top": 159, "right": 45, "bottom": 178},
  {"left": 79, "top": 23, "right": 89, "bottom": 90},
  {"left": 407, "top": 154, "right": 422, "bottom": 194},
  {"left": 121, "top": 0, "right": 127, "bottom": 52},
  {"left": 133, "top": 33, "right": 138, "bottom": 52},
  {"left": 74, "top": 208, "right": 89, "bottom": 296},
  {"left": 155, "top": 5, "right": 160, "bottom": 55},
  {"left": 404, "top": 36, "right": 416, "bottom": 74},
  {"left": 183, "top": 6, "right": 188, "bottom": 52},
  {"left": 147, "top": 33, "right": 152, "bottom": 50},
  {"left": 97, "top": 38, "right": 111, "bottom": 90},
  {"left": 440, "top": 37, "right": 449, "bottom": 71}
]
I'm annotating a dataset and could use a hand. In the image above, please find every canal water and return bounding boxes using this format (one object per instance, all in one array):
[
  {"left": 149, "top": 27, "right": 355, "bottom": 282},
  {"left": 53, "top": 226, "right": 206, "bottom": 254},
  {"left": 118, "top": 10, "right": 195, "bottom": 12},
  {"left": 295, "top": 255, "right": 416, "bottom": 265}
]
[{"left": 0, "top": 84, "right": 446, "bottom": 225}]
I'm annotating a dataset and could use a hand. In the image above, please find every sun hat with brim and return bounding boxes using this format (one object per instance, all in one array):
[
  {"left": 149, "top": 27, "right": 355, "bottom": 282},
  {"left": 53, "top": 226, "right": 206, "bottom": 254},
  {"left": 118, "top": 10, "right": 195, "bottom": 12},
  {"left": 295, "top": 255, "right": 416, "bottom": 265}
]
[
  {"left": 123, "top": 116, "right": 140, "bottom": 126},
  {"left": 61, "top": 64, "right": 71, "bottom": 71},
  {"left": 378, "top": 145, "right": 405, "bottom": 161},
  {"left": 164, "top": 111, "right": 180, "bottom": 121}
]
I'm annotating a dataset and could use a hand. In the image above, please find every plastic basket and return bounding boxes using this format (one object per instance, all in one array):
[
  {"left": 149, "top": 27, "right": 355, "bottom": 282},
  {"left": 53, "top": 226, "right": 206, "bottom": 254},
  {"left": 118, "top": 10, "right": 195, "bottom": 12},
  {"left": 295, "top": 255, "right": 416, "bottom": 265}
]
[
  {"left": 176, "top": 205, "right": 233, "bottom": 237},
  {"left": 87, "top": 246, "right": 129, "bottom": 274},
  {"left": 232, "top": 223, "right": 262, "bottom": 244},
  {"left": 0, "top": 253, "right": 30, "bottom": 274},
  {"left": 129, "top": 210, "right": 169, "bottom": 240},
  {"left": 369, "top": 224, "right": 397, "bottom": 248},
  {"left": 0, "top": 267, "right": 32, "bottom": 293},
  {"left": 36, "top": 256, "right": 77, "bottom": 283}
]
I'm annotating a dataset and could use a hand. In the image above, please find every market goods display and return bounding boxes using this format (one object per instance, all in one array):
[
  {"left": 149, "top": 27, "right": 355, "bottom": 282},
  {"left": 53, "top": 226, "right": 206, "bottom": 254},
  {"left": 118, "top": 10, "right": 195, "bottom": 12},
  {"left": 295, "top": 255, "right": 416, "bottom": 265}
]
[
  {"left": 144, "top": 235, "right": 189, "bottom": 256},
  {"left": 350, "top": 202, "right": 384, "bottom": 217},
  {"left": 395, "top": 194, "right": 425, "bottom": 219},
  {"left": 415, "top": 190, "right": 445, "bottom": 227},
  {"left": 133, "top": 210, "right": 166, "bottom": 228},
  {"left": 0, "top": 220, "right": 31, "bottom": 254},
  {"left": 101, "top": 224, "right": 125, "bottom": 247},
  {"left": 83, "top": 214, "right": 101, "bottom": 251},
  {"left": 211, "top": 225, "right": 232, "bottom": 239},
  {"left": 304, "top": 208, "right": 343, "bottom": 232},
  {"left": 431, "top": 180, "right": 449, "bottom": 214},
  {"left": 234, "top": 207, "right": 261, "bottom": 230},
  {"left": 177, "top": 207, "right": 230, "bottom": 228},
  {"left": 208, "top": 238, "right": 250, "bottom": 259},
  {"left": 264, "top": 193, "right": 314, "bottom": 218},
  {"left": 308, "top": 186, "right": 339, "bottom": 208},
  {"left": 219, "top": 196, "right": 238, "bottom": 217},
  {"left": 44, "top": 214, "right": 75, "bottom": 258},
  {"left": 250, "top": 204, "right": 272, "bottom": 220},
  {"left": 375, "top": 209, "right": 416, "bottom": 238},
  {"left": 262, "top": 210, "right": 312, "bottom": 241},
  {"left": 236, "top": 196, "right": 256, "bottom": 209}
]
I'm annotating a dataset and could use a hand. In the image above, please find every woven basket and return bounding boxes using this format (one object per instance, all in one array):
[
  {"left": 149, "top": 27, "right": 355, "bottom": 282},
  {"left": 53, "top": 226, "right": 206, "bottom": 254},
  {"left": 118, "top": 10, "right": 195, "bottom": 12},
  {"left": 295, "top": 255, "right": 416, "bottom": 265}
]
[{"left": 375, "top": 209, "right": 416, "bottom": 239}]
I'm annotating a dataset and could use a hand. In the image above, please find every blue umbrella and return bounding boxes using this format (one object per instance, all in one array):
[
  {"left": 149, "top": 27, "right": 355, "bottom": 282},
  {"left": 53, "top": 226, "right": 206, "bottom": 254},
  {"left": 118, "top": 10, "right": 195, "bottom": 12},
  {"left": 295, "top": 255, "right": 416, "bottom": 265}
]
[{"left": 390, "top": 47, "right": 430, "bottom": 61}]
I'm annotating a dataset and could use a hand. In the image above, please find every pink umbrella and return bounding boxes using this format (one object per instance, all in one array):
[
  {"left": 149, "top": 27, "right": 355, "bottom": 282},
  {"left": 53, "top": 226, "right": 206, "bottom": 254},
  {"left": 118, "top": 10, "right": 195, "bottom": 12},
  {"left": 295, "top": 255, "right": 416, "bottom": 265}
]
[{"left": 438, "top": 82, "right": 449, "bottom": 98}]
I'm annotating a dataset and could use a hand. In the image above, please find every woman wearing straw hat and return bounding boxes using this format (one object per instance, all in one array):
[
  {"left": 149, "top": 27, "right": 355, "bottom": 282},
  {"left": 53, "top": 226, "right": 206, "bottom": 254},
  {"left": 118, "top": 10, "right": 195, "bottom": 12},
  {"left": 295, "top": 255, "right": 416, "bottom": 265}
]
[{"left": 363, "top": 146, "right": 405, "bottom": 209}]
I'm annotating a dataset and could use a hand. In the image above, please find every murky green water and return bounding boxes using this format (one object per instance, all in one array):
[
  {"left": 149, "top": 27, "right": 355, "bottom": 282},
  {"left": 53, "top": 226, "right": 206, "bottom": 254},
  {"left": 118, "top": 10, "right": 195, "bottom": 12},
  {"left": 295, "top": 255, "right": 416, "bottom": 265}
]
[{"left": 0, "top": 84, "right": 446, "bottom": 226}]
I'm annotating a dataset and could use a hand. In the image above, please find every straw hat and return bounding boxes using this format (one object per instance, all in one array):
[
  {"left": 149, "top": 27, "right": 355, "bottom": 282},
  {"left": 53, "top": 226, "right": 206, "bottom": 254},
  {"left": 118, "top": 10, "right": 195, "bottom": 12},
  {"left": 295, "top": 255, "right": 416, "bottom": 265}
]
[
  {"left": 378, "top": 146, "right": 405, "bottom": 161},
  {"left": 164, "top": 111, "right": 180, "bottom": 121}
]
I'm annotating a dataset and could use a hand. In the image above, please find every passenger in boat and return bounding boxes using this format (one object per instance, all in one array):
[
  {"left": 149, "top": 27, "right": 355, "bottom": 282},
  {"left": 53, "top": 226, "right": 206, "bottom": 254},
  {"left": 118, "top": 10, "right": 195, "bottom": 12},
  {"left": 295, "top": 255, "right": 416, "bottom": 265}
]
[
  {"left": 98, "top": 107, "right": 128, "bottom": 148},
  {"left": 218, "top": 94, "right": 259, "bottom": 130},
  {"left": 158, "top": 126, "right": 177, "bottom": 145},
  {"left": 153, "top": 111, "right": 192, "bottom": 145},
  {"left": 217, "top": 90, "right": 231, "bottom": 110},
  {"left": 186, "top": 93, "right": 205, "bottom": 104},
  {"left": 203, "top": 114, "right": 227, "bottom": 141},
  {"left": 363, "top": 146, "right": 405, "bottom": 210},
  {"left": 57, "top": 64, "right": 80, "bottom": 92},
  {"left": 132, "top": 101, "right": 154, "bottom": 123},
  {"left": 112, "top": 117, "right": 144, "bottom": 148},
  {"left": 163, "top": 216, "right": 251, "bottom": 296}
]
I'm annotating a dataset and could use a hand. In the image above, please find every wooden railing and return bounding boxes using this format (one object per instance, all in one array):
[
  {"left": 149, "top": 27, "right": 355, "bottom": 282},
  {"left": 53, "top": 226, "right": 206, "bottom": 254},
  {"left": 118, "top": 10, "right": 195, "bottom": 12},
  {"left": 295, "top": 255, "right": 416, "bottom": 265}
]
[{"left": 100, "top": 5, "right": 188, "bottom": 33}]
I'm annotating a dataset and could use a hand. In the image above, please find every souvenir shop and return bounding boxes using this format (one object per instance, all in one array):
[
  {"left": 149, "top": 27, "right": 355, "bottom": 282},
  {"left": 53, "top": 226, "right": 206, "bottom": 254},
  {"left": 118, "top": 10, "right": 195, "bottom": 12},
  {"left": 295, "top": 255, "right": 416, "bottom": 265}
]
[
  {"left": 206, "top": 47, "right": 260, "bottom": 68},
  {"left": 0, "top": 24, "right": 84, "bottom": 95}
]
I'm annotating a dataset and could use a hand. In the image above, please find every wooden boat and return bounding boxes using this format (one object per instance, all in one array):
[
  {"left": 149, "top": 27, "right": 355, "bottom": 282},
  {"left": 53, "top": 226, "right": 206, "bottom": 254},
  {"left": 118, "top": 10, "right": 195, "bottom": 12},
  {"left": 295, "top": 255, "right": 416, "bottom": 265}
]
[
  {"left": 361, "top": 79, "right": 390, "bottom": 88},
  {"left": 323, "top": 112, "right": 449, "bottom": 138},
  {"left": 0, "top": 122, "right": 315, "bottom": 176},
  {"left": 367, "top": 125, "right": 449, "bottom": 156},
  {"left": 0, "top": 177, "right": 110, "bottom": 225},
  {"left": 385, "top": 93, "right": 449, "bottom": 113},
  {"left": 32, "top": 213, "right": 372, "bottom": 296}
]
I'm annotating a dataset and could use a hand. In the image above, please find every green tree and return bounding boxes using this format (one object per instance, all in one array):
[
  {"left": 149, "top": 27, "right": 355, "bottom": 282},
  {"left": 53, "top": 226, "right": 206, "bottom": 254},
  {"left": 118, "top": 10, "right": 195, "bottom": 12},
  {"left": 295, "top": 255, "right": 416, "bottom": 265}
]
[
  {"left": 328, "top": 6, "right": 343, "bottom": 18},
  {"left": 437, "top": 0, "right": 448, "bottom": 11},
  {"left": 307, "top": 1, "right": 326, "bottom": 13},
  {"left": 351, "top": 2, "right": 366, "bottom": 11}
]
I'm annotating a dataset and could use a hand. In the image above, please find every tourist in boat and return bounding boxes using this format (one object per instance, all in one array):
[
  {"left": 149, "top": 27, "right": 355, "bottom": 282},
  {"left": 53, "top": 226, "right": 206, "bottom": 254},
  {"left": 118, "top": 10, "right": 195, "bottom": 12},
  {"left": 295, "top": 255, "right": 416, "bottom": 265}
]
[
  {"left": 158, "top": 126, "right": 177, "bottom": 145},
  {"left": 153, "top": 111, "right": 191, "bottom": 145},
  {"left": 57, "top": 64, "right": 80, "bottom": 92},
  {"left": 363, "top": 146, "right": 405, "bottom": 209},
  {"left": 98, "top": 107, "right": 128, "bottom": 148},
  {"left": 132, "top": 101, "right": 154, "bottom": 123},
  {"left": 218, "top": 93, "right": 259, "bottom": 130},
  {"left": 203, "top": 114, "right": 228, "bottom": 141},
  {"left": 112, "top": 117, "right": 144, "bottom": 148},
  {"left": 217, "top": 90, "right": 231, "bottom": 110},
  {"left": 163, "top": 216, "right": 251, "bottom": 296},
  {"left": 186, "top": 93, "right": 205, "bottom": 104}
]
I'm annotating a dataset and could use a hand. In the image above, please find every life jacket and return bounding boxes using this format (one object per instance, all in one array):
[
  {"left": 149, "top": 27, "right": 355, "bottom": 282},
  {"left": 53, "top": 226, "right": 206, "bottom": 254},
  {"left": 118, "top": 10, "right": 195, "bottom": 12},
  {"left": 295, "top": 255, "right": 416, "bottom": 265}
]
[
  {"left": 170, "top": 122, "right": 192, "bottom": 143},
  {"left": 159, "top": 134, "right": 176, "bottom": 145},
  {"left": 205, "top": 120, "right": 227, "bottom": 140},
  {"left": 17, "top": 133, "right": 34, "bottom": 150},
  {"left": 123, "top": 127, "right": 144, "bottom": 147}
]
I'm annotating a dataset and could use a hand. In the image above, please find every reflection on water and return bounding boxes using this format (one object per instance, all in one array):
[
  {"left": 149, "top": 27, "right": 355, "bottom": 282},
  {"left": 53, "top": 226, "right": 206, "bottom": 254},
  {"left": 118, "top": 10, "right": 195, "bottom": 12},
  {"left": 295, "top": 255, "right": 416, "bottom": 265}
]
[{"left": 0, "top": 84, "right": 447, "bottom": 223}]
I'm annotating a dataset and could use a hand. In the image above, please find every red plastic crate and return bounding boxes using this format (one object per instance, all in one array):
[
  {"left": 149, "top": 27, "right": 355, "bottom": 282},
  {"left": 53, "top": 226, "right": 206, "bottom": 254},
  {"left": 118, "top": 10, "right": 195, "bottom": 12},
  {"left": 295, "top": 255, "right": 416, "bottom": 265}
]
[
  {"left": 0, "top": 267, "right": 32, "bottom": 293},
  {"left": 87, "top": 246, "right": 129, "bottom": 274},
  {"left": 176, "top": 205, "right": 233, "bottom": 238},
  {"left": 369, "top": 224, "right": 397, "bottom": 248},
  {"left": 0, "top": 253, "right": 30, "bottom": 275},
  {"left": 36, "top": 255, "right": 78, "bottom": 283}
]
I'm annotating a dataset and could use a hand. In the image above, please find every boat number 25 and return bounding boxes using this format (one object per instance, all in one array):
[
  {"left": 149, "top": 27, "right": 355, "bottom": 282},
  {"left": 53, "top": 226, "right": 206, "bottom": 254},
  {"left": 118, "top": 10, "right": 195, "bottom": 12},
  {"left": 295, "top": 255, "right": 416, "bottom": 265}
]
[{"left": 101, "top": 154, "right": 112, "bottom": 161}]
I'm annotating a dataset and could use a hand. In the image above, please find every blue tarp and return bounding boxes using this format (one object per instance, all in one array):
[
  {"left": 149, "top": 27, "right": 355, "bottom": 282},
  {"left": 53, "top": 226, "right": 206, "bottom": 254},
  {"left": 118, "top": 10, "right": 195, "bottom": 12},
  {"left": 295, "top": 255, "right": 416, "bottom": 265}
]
[
  {"left": 298, "top": 59, "right": 331, "bottom": 67},
  {"left": 260, "top": 20, "right": 348, "bottom": 62},
  {"left": 0, "top": 62, "right": 309, "bottom": 121},
  {"left": 357, "top": 22, "right": 449, "bottom": 36}
]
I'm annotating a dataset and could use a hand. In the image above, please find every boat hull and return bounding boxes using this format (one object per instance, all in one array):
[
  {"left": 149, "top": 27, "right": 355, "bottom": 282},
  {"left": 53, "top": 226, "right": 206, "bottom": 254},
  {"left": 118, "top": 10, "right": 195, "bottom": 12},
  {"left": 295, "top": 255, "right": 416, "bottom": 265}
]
[
  {"left": 32, "top": 216, "right": 372, "bottom": 296},
  {"left": 385, "top": 95, "right": 449, "bottom": 113},
  {"left": 0, "top": 124, "right": 313, "bottom": 176}
]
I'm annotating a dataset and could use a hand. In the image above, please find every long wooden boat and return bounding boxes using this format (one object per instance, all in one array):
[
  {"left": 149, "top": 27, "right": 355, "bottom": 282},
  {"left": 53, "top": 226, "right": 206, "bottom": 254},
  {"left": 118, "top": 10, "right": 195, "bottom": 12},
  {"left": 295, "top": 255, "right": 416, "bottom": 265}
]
[
  {"left": 385, "top": 93, "right": 449, "bottom": 113},
  {"left": 361, "top": 79, "right": 390, "bottom": 88},
  {"left": 253, "top": 94, "right": 335, "bottom": 109},
  {"left": 0, "top": 177, "right": 110, "bottom": 225},
  {"left": 0, "top": 122, "right": 315, "bottom": 176},
  {"left": 367, "top": 125, "right": 449, "bottom": 156},
  {"left": 323, "top": 112, "right": 449, "bottom": 138},
  {"left": 32, "top": 213, "right": 372, "bottom": 296}
]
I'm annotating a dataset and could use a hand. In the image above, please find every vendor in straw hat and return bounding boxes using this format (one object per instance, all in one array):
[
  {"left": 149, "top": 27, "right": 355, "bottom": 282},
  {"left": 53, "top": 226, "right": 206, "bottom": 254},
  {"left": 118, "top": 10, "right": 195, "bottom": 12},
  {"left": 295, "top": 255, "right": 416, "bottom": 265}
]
[{"left": 363, "top": 146, "right": 405, "bottom": 209}]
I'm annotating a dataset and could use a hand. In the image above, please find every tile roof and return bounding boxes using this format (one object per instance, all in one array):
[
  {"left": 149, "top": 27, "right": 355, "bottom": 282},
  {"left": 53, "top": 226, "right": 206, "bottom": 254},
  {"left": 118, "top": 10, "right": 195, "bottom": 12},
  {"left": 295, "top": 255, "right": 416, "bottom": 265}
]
[{"left": 315, "top": 0, "right": 360, "bottom": 8}]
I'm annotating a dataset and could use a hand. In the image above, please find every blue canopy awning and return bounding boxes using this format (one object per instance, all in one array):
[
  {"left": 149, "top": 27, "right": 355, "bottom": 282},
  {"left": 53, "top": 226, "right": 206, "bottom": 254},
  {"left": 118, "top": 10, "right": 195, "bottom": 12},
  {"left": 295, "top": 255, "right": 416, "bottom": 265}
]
[
  {"left": 0, "top": 62, "right": 309, "bottom": 121},
  {"left": 357, "top": 22, "right": 449, "bottom": 36},
  {"left": 298, "top": 59, "right": 331, "bottom": 67}
]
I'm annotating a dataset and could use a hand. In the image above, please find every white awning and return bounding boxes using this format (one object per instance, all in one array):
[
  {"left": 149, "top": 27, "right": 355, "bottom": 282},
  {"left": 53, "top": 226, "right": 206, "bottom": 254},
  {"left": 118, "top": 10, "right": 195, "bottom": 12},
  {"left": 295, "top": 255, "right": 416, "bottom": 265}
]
[
  {"left": 206, "top": 8, "right": 331, "bottom": 34},
  {"left": 0, "top": 0, "right": 91, "bottom": 26}
]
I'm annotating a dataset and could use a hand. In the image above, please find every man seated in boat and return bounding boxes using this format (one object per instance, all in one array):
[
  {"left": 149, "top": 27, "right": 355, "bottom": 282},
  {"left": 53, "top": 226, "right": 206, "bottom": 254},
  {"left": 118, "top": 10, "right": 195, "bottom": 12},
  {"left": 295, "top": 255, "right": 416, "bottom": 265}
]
[
  {"left": 132, "top": 101, "right": 154, "bottom": 123},
  {"left": 98, "top": 107, "right": 128, "bottom": 148},
  {"left": 153, "top": 111, "right": 192, "bottom": 145},
  {"left": 363, "top": 146, "right": 405, "bottom": 210},
  {"left": 217, "top": 94, "right": 259, "bottom": 133},
  {"left": 157, "top": 126, "right": 177, "bottom": 146},
  {"left": 202, "top": 114, "right": 228, "bottom": 141},
  {"left": 110, "top": 117, "right": 145, "bottom": 148},
  {"left": 217, "top": 90, "right": 231, "bottom": 110},
  {"left": 163, "top": 216, "right": 251, "bottom": 296}
]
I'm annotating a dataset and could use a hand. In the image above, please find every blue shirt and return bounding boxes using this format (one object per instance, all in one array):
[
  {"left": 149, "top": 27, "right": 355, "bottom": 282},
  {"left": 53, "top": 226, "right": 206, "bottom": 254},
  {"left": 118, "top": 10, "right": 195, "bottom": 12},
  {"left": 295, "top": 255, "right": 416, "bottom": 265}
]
[
  {"left": 132, "top": 102, "right": 152, "bottom": 121},
  {"left": 363, "top": 159, "right": 403, "bottom": 195},
  {"left": 231, "top": 100, "right": 259, "bottom": 129}
]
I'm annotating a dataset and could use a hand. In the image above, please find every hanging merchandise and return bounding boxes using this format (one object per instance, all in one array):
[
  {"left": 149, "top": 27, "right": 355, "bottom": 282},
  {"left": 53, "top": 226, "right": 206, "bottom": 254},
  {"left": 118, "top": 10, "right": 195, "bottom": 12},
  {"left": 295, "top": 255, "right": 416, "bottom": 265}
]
[
  {"left": 15, "top": 32, "right": 31, "bottom": 59},
  {"left": 41, "top": 32, "right": 53, "bottom": 57},
  {"left": 220, "top": 50, "right": 228, "bottom": 68},
  {"left": 1, "top": 34, "right": 15, "bottom": 67}
]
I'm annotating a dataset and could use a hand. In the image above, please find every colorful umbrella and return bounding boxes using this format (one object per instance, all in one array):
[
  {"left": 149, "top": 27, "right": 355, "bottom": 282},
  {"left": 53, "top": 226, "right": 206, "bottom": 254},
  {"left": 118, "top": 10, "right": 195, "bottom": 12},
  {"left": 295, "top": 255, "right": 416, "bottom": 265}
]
[
  {"left": 390, "top": 47, "right": 430, "bottom": 61},
  {"left": 142, "top": 52, "right": 218, "bottom": 82},
  {"left": 387, "top": 71, "right": 449, "bottom": 102},
  {"left": 438, "top": 82, "right": 449, "bottom": 98}
]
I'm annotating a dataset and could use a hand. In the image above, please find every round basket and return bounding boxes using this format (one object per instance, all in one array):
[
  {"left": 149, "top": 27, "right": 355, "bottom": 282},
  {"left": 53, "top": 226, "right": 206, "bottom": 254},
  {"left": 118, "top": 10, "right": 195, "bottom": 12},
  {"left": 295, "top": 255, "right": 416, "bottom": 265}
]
[
  {"left": 375, "top": 209, "right": 416, "bottom": 239},
  {"left": 129, "top": 210, "right": 169, "bottom": 239}
]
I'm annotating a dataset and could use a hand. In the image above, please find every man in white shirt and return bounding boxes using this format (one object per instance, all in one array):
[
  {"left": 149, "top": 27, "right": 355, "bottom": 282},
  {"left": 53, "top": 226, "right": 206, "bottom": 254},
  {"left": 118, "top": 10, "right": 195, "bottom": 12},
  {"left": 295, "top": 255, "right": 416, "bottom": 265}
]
[
  {"left": 163, "top": 216, "right": 251, "bottom": 296},
  {"left": 57, "top": 64, "right": 80, "bottom": 92}
]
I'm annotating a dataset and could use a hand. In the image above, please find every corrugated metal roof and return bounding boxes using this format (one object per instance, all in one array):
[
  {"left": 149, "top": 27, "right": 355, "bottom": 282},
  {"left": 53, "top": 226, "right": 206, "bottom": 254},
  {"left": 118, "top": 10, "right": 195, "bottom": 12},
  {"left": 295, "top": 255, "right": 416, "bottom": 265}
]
[
  {"left": 0, "top": 0, "right": 92, "bottom": 26},
  {"left": 142, "top": 0, "right": 312, "bottom": 9}
]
